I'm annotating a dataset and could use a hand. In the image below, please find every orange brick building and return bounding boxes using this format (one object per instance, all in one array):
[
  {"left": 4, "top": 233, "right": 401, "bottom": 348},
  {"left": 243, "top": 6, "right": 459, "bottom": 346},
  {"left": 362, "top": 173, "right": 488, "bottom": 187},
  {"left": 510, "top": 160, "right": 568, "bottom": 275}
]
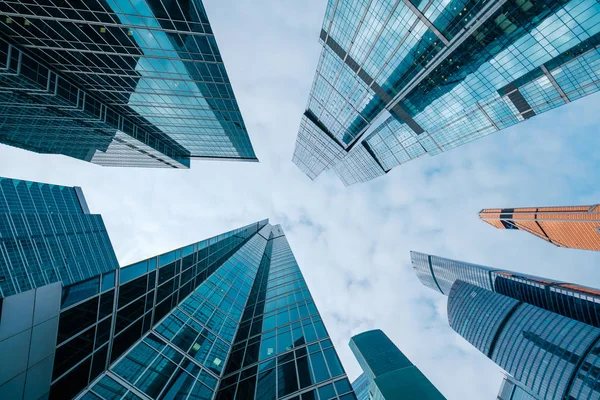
[{"left": 479, "top": 205, "right": 600, "bottom": 251}]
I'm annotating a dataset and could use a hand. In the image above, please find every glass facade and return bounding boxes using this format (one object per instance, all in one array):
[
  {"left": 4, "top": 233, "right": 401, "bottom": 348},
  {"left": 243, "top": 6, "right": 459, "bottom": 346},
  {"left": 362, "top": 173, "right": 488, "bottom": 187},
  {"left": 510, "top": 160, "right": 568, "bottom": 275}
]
[
  {"left": 448, "top": 280, "right": 600, "bottom": 400},
  {"left": 0, "top": 0, "right": 257, "bottom": 168},
  {"left": 351, "top": 373, "right": 370, "bottom": 400},
  {"left": 35, "top": 220, "right": 356, "bottom": 400},
  {"left": 293, "top": 0, "right": 600, "bottom": 185},
  {"left": 411, "top": 251, "right": 600, "bottom": 329},
  {"left": 0, "top": 176, "right": 118, "bottom": 298},
  {"left": 348, "top": 329, "right": 445, "bottom": 400},
  {"left": 52, "top": 220, "right": 264, "bottom": 399}
]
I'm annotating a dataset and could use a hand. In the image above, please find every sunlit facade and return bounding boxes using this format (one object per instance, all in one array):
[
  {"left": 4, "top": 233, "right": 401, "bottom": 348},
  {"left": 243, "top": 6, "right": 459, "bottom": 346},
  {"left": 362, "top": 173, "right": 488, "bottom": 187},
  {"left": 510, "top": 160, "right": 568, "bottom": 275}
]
[
  {"left": 349, "top": 329, "right": 445, "bottom": 399},
  {"left": 0, "top": 0, "right": 256, "bottom": 168},
  {"left": 0, "top": 215, "right": 355, "bottom": 399},
  {"left": 293, "top": 0, "right": 600, "bottom": 185},
  {"left": 480, "top": 205, "right": 600, "bottom": 251}
]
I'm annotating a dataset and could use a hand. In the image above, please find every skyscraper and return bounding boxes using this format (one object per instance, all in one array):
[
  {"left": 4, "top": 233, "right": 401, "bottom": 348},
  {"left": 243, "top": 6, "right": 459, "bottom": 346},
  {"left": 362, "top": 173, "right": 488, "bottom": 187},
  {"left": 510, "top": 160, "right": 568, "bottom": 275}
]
[
  {"left": 479, "top": 205, "right": 600, "bottom": 251},
  {"left": 0, "top": 0, "right": 257, "bottom": 168},
  {"left": 293, "top": 0, "right": 600, "bottom": 185},
  {"left": 0, "top": 198, "right": 355, "bottom": 400},
  {"left": 412, "top": 251, "right": 600, "bottom": 399},
  {"left": 448, "top": 280, "right": 600, "bottom": 400},
  {"left": 411, "top": 251, "right": 600, "bottom": 328},
  {"left": 0, "top": 176, "right": 119, "bottom": 298},
  {"left": 348, "top": 329, "right": 445, "bottom": 399}
]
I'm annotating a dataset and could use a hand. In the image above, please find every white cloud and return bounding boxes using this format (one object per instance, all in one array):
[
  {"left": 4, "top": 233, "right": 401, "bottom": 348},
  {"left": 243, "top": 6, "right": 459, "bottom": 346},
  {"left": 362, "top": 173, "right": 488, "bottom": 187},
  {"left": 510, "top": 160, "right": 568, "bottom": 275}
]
[{"left": 1, "top": 1, "right": 600, "bottom": 399}]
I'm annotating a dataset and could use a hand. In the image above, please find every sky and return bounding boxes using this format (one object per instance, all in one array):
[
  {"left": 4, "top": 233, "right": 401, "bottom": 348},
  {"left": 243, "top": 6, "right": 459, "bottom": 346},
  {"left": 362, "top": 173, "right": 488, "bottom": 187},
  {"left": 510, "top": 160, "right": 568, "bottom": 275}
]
[{"left": 2, "top": 0, "right": 600, "bottom": 399}]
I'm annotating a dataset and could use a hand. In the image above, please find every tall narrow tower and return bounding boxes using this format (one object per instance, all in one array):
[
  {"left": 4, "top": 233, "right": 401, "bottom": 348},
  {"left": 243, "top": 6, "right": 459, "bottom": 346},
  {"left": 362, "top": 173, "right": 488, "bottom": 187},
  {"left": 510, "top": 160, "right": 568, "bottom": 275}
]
[{"left": 349, "top": 329, "right": 445, "bottom": 399}]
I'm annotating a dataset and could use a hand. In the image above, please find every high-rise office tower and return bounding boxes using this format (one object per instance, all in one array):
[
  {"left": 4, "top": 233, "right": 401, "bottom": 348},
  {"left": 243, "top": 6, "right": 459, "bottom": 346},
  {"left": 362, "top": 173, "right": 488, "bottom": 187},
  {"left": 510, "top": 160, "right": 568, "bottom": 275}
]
[
  {"left": 293, "top": 0, "right": 600, "bottom": 185},
  {"left": 0, "top": 200, "right": 355, "bottom": 400},
  {"left": 348, "top": 329, "right": 445, "bottom": 399},
  {"left": 411, "top": 251, "right": 600, "bottom": 328},
  {"left": 412, "top": 251, "right": 600, "bottom": 399},
  {"left": 0, "top": 0, "right": 257, "bottom": 168},
  {"left": 0, "top": 176, "right": 119, "bottom": 298},
  {"left": 479, "top": 205, "right": 600, "bottom": 251}
]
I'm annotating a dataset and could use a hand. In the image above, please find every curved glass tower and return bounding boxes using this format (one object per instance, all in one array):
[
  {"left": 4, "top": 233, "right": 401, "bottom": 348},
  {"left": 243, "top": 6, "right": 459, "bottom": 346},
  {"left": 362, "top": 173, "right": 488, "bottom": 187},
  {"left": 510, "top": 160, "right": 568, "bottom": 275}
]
[
  {"left": 449, "top": 280, "right": 600, "bottom": 400},
  {"left": 0, "top": 0, "right": 257, "bottom": 168},
  {"left": 412, "top": 250, "right": 600, "bottom": 399},
  {"left": 293, "top": 0, "right": 600, "bottom": 185}
]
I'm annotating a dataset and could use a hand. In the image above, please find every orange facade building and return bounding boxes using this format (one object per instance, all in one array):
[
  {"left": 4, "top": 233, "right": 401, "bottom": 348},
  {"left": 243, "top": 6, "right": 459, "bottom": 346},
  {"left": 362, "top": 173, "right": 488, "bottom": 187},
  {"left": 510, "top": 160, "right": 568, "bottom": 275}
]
[{"left": 479, "top": 205, "right": 600, "bottom": 251}]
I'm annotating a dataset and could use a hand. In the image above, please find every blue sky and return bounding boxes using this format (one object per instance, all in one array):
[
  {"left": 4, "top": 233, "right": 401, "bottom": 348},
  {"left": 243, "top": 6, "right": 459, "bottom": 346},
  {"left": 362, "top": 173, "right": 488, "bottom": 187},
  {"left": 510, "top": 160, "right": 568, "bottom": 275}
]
[{"left": 1, "top": 0, "right": 600, "bottom": 399}]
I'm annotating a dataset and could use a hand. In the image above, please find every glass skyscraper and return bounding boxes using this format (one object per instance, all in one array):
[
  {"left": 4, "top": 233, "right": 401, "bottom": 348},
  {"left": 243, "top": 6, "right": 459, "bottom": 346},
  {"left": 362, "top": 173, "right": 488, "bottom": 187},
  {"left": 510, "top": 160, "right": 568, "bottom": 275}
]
[
  {"left": 412, "top": 251, "right": 600, "bottom": 399},
  {"left": 480, "top": 204, "right": 600, "bottom": 251},
  {"left": 0, "top": 176, "right": 119, "bottom": 298},
  {"left": 0, "top": 0, "right": 257, "bottom": 168},
  {"left": 0, "top": 194, "right": 355, "bottom": 400},
  {"left": 348, "top": 329, "right": 445, "bottom": 399},
  {"left": 293, "top": 0, "right": 600, "bottom": 185}
]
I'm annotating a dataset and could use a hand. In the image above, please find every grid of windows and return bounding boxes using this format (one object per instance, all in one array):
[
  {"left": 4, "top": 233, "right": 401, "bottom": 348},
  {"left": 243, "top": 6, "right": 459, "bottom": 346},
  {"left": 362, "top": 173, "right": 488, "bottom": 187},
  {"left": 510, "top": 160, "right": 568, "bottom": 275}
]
[
  {"left": 52, "top": 220, "right": 266, "bottom": 399},
  {"left": 0, "top": 0, "right": 257, "bottom": 167},
  {"left": 61, "top": 222, "right": 354, "bottom": 400},
  {"left": 0, "top": 177, "right": 118, "bottom": 298},
  {"left": 448, "top": 280, "right": 600, "bottom": 400},
  {"left": 294, "top": 0, "right": 600, "bottom": 185},
  {"left": 216, "top": 229, "right": 355, "bottom": 400}
]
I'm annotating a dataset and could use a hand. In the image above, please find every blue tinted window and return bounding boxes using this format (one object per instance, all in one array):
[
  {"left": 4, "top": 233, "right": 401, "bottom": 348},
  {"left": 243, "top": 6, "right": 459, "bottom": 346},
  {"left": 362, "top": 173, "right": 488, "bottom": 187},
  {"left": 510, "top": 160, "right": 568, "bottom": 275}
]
[{"left": 120, "top": 262, "right": 148, "bottom": 284}]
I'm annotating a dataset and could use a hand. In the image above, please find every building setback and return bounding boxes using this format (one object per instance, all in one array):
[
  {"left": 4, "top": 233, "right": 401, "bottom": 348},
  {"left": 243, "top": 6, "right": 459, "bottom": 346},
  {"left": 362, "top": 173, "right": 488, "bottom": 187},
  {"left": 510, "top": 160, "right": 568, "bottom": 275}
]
[
  {"left": 412, "top": 251, "right": 600, "bottom": 399},
  {"left": 479, "top": 205, "right": 600, "bottom": 251},
  {"left": 293, "top": 0, "right": 600, "bottom": 185},
  {"left": 349, "top": 329, "right": 445, "bottom": 399},
  {"left": 0, "top": 0, "right": 257, "bottom": 168}
]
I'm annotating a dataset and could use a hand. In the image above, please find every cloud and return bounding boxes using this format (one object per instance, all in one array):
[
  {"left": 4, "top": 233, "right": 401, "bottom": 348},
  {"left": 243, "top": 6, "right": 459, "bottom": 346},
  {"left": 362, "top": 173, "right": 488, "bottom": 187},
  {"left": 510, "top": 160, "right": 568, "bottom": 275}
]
[{"left": 1, "top": 0, "right": 600, "bottom": 399}]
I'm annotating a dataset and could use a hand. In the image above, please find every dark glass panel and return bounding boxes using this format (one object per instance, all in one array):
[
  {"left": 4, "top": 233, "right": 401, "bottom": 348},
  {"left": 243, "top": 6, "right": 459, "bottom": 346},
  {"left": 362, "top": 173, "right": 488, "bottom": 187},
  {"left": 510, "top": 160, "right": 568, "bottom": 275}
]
[
  {"left": 297, "top": 356, "right": 313, "bottom": 389},
  {"left": 115, "top": 297, "right": 145, "bottom": 333},
  {"left": 90, "top": 345, "right": 109, "bottom": 382},
  {"left": 53, "top": 326, "right": 96, "bottom": 379},
  {"left": 99, "top": 290, "right": 115, "bottom": 319},
  {"left": 96, "top": 317, "right": 112, "bottom": 348},
  {"left": 154, "top": 295, "right": 174, "bottom": 324},
  {"left": 58, "top": 296, "right": 98, "bottom": 343},
  {"left": 277, "top": 361, "right": 298, "bottom": 397},
  {"left": 111, "top": 319, "right": 143, "bottom": 363},
  {"left": 159, "top": 262, "right": 177, "bottom": 285},
  {"left": 236, "top": 376, "right": 257, "bottom": 399},
  {"left": 118, "top": 275, "right": 148, "bottom": 308},
  {"left": 50, "top": 358, "right": 91, "bottom": 400}
]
